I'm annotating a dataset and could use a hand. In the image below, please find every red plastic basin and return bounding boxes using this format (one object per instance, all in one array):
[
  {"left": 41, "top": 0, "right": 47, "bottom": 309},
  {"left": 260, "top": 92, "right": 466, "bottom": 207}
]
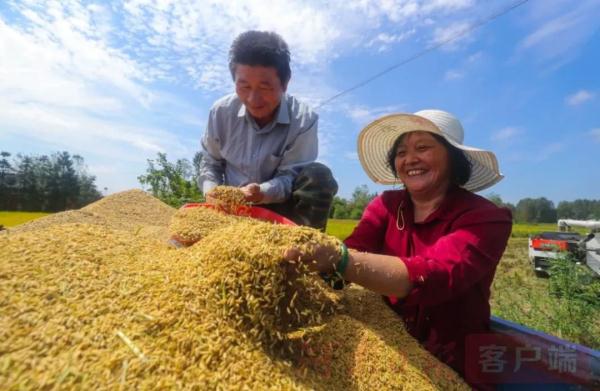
[{"left": 181, "top": 202, "right": 297, "bottom": 226}]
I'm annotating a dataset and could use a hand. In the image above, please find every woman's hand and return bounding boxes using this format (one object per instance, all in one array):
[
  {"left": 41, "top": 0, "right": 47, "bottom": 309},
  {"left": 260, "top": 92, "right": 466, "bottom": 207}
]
[{"left": 283, "top": 243, "right": 341, "bottom": 274}]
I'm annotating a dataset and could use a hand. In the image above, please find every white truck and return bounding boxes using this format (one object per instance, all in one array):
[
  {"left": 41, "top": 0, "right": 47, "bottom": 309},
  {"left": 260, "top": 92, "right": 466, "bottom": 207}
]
[
  {"left": 557, "top": 219, "right": 600, "bottom": 276},
  {"left": 528, "top": 219, "right": 600, "bottom": 276}
]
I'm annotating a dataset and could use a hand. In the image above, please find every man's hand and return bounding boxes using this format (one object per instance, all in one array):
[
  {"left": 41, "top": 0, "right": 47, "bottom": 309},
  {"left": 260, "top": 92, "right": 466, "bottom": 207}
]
[
  {"left": 240, "top": 183, "right": 264, "bottom": 203},
  {"left": 205, "top": 193, "right": 218, "bottom": 205}
]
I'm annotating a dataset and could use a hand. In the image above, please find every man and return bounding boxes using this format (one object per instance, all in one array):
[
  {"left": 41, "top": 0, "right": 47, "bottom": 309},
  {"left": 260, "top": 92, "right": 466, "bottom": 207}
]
[{"left": 198, "top": 30, "right": 338, "bottom": 230}]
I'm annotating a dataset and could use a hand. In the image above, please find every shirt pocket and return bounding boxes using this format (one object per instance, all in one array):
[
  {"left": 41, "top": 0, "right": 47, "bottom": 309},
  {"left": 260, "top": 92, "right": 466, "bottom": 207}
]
[{"left": 262, "top": 153, "right": 284, "bottom": 177}]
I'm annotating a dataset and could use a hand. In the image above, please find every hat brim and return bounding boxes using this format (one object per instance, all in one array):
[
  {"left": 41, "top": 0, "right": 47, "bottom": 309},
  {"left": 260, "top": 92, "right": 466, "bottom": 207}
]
[{"left": 357, "top": 113, "right": 504, "bottom": 192}]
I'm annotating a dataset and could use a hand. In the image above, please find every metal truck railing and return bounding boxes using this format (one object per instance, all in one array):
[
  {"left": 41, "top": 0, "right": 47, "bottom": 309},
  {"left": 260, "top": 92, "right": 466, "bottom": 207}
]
[{"left": 465, "top": 316, "right": 599, "bottom": 388}]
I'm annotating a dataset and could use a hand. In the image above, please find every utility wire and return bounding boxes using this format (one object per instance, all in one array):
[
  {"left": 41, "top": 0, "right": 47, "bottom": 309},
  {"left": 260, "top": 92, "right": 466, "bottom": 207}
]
[{"left": 315, "top": 0, "right": 530, "bottom": 109}]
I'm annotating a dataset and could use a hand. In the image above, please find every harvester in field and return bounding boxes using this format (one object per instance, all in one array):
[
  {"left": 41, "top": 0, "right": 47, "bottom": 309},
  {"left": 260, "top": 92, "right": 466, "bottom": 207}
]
[
  {"left": 558, "top": 219, "right": 600, "bottom": 276},
  {"left": 528, "top": 219, "right": 600, "bottom": 277}
]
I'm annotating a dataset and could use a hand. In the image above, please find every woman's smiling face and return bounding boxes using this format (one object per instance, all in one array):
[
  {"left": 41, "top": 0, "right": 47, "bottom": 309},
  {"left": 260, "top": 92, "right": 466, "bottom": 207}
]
[{"left": 394, "top": 131, "right": 451, "bottom": 197}]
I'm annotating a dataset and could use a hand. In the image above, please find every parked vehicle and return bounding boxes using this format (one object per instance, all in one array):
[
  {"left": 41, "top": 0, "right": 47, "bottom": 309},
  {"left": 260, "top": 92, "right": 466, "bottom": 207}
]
[
  {"left": 529, "top": 219, "right": 600, "bottom": 277},
  {"left": 558, "top": 219, "right": 600, "bottom": 276},
  {"left": 528, "top": 231, "right": 583, "bottom": 276}
]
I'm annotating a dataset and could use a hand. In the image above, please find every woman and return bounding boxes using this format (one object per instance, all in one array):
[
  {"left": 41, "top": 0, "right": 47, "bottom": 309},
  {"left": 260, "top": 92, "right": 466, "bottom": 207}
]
[{"left": 285, "top": 109, "right": 512, "bottom": 379}]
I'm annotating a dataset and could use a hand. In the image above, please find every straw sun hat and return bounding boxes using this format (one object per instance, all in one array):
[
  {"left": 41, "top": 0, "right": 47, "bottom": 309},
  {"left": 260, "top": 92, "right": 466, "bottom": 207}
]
[{"left": 357, "top": 109, "right": 503, "bottom": 192}]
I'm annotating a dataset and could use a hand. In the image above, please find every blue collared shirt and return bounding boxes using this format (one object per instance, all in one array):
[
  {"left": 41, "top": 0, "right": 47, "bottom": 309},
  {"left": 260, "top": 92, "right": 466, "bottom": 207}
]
[{"left": 199, "top": 93, "right": 318, "bottom": 204}]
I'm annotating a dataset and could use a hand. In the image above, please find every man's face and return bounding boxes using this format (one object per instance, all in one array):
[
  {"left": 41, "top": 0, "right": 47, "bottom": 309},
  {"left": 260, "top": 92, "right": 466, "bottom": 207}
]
[{"left": 234, "top": 65, "right": 286, "bottom": 127}]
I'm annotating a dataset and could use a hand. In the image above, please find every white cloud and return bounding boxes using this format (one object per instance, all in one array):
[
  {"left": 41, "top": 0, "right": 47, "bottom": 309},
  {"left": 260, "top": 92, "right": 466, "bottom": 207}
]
[
  {"left": 367, "top": 30, "right": 416, "bottom": 52},
  {"left": 111, "top": 0, "right": 483, "bottom": 91},
  {"left": 443, "top": 50, "right": 482, "bottom": 81},
  {"left": 344, "top": 151, "right": 359, "bottom": 160},
  {"left": 445, "top": 69, "right": 464, "bottom": 80},
  {"left": 421, "top": 0, "right": 475, "bottom": 13},
  {"left": 491, "top": 127, "right": 521, "bottom": 142},
  {"left": 534, "top": 142, "right": 564, "bottom": 162},
  {"left": 2, "top": 0, "right": 484, "bottom": 100},
  {"left": 0, "top": 97, "right": 190, "bottom": 160},
  {"left": 467, "top": 51, "right": 483, "bottom": 63},
  {"left": 431, "top": 21, "right": 473, "bottom": 51},
  {"left": 346, "top": 104, "right": 407, "bottom": 125},
  {"left": 566, "top": 90, "right": 595, "bottom": 106},
  {"left": 590, "top": 128, "right": 600, "bottom": 143},
  {"left": 0, "top": 0, "right": 492, "bottom": 193},
  {"left": 517, "top": 0, "right": 600, "bottom": 69}
]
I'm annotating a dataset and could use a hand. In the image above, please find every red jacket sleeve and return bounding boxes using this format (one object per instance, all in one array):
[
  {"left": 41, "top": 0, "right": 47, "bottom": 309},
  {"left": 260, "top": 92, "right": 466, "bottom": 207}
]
[
  {"left": 402, "top": 206, "right": 512, "bottom": 307},
  {"left": 344, "top": 195, "right": 388, "bottom": 253}
]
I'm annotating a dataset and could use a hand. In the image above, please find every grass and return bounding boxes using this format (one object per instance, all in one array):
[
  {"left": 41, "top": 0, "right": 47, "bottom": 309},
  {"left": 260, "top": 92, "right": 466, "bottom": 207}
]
[
  {"left": 510, "top": 222, "right": 588, "bottom": 237},
  {"left": 0, "top": 211, "right": 51, "bottom": 228},
  {"left": 327, "top": 219, "right": 600, "bottom": 349},
  {"left": 326, "top": 219, "right": 358, "bottom": 240},
  {"left": 491, "top": 238, "right": 600, "bottom": 349},
  {"left": 326, "top": 220, "right": 586, "bottom": 240}
]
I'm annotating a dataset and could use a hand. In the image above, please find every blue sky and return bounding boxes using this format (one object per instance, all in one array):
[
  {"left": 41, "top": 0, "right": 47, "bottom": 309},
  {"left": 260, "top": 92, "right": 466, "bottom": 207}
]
[{"left": 1, "top": 0, "right": 599, "bottom": 205}]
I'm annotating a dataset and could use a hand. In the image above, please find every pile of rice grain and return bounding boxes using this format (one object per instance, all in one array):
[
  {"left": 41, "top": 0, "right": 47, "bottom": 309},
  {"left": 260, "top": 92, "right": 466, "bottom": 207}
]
[
  {"left": 0, "top": 224, "right": 304, "bottom": 390},
  {"left": 206, "top": 185, "right": 247, "bottom": 213},
  {"left": 0, "top": 190, "right": 470, "bottom": 390},
  {"left": 5, "top": 210, "right": 110, "bottom": 235},
  {"left": 82, "top": 189, "right": 176, "bottom": 229},
  {"left": 7, "top": 189, "right": 175, "bottom": 241},
  {"left": 189, "top": 219, "right": 342, "bottom": 351},
  {"left": 168, "top": 206, "right": 240, "bottom": 245},
  {"left": 289, "top": 287, "right": 469, "bottom": 390}
]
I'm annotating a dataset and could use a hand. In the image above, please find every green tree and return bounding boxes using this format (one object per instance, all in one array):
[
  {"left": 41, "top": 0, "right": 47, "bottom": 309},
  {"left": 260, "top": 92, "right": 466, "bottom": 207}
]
[
  {"left": 515, "top": 197, "right": 557, "bottom": 223},
  {"left": 2, "top": 151, "right": 101, "bottom": 211},
  {"left": 485, "top": 192, "right": 516, "bottom": 216},
  {"left": 331, "top": 196, "right": 350, "bottom": 219},
  {"left": 138, "top": 152, "right": 203, "bottom": 208},
  {"left": 557, "top": 199, "right": 600, "bottom": 220},
  {"left": 73, "top": 154, "right": 102, "bottom": 207},
  {"left": 14, "top": 155, "right": 41, "bottom": 211},
  {"left": 486, "top": 192, "right": 503, "bottom": 206},
  {"left": 348, "top": 185, "right": 374, "bottom": 219},
  {"left": 0, "top": 151, "right": 16, "bottom": 209},
  {"left": 330, "top": 185, "right": 376, "bottom": 220}
]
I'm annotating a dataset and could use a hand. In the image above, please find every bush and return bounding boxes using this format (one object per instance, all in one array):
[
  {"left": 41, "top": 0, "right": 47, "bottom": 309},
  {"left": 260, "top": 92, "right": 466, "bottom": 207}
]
[{"left": 547, "top": 253, "right": 600, "bottom": 347}]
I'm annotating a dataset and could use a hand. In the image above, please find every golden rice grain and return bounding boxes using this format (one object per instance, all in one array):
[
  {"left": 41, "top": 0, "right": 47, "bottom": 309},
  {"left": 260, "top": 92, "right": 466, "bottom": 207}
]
[
  {"left": 81, "top": 189, "right": 176, "bottom": 229},
  {"left": 288, "top": 287, "right": 469, "bottom": 390},
  {"left": 0, "top": 190, "right": 469, "bottom": 390},
  {"left": 7, "top": 189, "right": 175, "bottom": 241},
  {"left": 168, "top": 206, "right": 239, "bottom": 245},
  {"left": 189, "top": 219, "right": 342, "bottom": 351},
  {"left": 206, "top": 185, "right": 247, "bottom": 213}
]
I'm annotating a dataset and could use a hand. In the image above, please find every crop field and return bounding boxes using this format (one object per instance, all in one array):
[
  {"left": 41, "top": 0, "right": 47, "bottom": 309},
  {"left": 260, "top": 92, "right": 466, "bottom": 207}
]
[
  {"left": 2, "top": 212, "right": 598, "bottom": 349},
  {"left": 0, "top": 211, "right": 51, "bottom": 228},
  {"left": 327, "top": 220, "right": 589, "bottom": 239},
  {"left": 491, "top": 238, "right": 599, "bottom": 349}
]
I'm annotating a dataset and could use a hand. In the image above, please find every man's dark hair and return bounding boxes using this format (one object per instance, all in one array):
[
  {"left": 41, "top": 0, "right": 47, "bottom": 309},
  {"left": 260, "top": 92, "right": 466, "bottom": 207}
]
[
  {"left": 228, "top": 30, "right": 291, "bottom": 87},
  {"left": 386, "top": 133, "right": 472, "bottom": 187}
]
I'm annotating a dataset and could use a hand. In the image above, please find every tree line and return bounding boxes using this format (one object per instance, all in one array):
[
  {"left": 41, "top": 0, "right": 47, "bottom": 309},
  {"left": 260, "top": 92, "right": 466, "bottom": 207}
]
[
  {"left": 3, "top": 150, "right": 598, "bottom": 224},
  {"left": 138, "top": 153, "right": 600, "bottom": 223},
  {"left": 137, "top": 152, "right": 203, "bottom": 208},
  {"left": 486, "top": 193, "right": 600, "bottom": 223},
  {"left": 0, "top": 151, "right": 102, "bottom": 211},
  {"left": 331, "top": 191, "right": 600, "bottom": 223}
]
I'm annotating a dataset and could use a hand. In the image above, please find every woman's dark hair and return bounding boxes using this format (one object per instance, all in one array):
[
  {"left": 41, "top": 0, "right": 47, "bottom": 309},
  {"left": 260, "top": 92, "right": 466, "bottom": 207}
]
[
  {"left": 386, "top": 132, "right": 472, "bottom": 186},
  {"left": 228, "top": 31, "right": 291, "bottom": 87}
]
